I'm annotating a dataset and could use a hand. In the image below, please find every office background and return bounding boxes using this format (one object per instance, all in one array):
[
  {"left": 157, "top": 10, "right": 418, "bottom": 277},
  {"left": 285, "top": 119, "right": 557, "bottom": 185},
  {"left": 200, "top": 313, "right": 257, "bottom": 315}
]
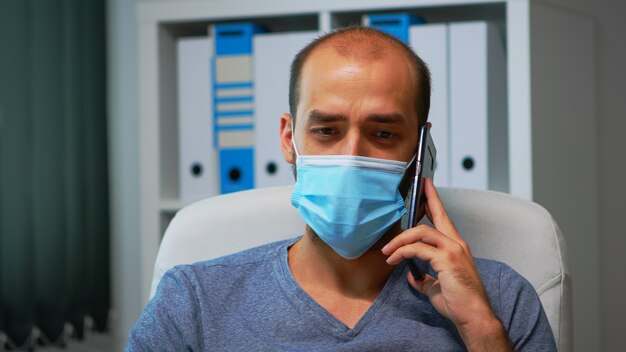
[
  {"left": 0, "top": 0, "right": 623, "bottom": 350},
  {"left": 108, "top": 0, "right": 624, "bottom": 351}
]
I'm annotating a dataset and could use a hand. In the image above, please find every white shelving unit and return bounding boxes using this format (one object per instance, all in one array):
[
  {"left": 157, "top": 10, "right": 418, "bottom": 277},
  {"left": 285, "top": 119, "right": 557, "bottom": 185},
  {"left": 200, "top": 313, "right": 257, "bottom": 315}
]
[{"left": 137, "top": 0, "right": 598, "bottom": 349}]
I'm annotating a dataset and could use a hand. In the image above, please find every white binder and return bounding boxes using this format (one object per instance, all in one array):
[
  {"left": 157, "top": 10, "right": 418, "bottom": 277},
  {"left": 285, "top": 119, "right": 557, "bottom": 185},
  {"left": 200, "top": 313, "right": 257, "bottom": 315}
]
[
  {"left": 177, "top": 37, "right": 218, "bottom": 201},
  {"left": 253, "top": 31, "right": 318, "bottom": 188},
  {"left": 409, "top": 23, "right": 450, "bottom": 187},
  {"left": 449, "top": 21, "right": 507, "bottom": 191}
]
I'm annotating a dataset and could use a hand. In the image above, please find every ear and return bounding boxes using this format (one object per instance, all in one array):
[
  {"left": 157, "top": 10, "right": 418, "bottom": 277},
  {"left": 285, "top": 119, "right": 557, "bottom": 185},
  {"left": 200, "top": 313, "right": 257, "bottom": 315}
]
[{"left": 279, "top": 113, "right": 296, "bottom": 164}]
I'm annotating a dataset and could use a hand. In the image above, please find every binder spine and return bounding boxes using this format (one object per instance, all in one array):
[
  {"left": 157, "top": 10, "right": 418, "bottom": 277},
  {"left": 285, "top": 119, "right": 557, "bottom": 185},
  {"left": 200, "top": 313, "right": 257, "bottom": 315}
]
[
  {"left": 178, "top": 37, "right": 218, "bottom": 201},
  {"left": 363, "top": 13, "right": 424, "bottom": 44},
  {"left": 212, "top": 23, "right": 264, "bottom": 194}
]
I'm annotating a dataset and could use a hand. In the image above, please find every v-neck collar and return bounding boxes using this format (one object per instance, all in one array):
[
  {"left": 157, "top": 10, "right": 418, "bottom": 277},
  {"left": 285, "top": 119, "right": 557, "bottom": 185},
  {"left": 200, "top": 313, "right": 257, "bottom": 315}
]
[{"left": 276, "top": 237, "right": 407, "bottom": 338}]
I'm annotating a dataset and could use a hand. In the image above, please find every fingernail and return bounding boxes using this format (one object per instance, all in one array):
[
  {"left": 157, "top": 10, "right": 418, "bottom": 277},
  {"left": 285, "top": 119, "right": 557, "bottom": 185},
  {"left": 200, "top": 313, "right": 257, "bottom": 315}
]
[{"left": 381, "top": 244, "right": 389, "bottom": 253}]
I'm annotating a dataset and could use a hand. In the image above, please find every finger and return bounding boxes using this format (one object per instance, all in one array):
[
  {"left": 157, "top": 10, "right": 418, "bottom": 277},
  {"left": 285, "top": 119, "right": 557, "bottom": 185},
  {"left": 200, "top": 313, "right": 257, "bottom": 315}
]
[
  {"left": 424, "top": 194, "right": 472, "bottom": 259},
  {"left": 385, "top": 241, "right": 438, "bottom": 266},
  {"left": 382, "top": 225, "right": 452, "bottom": 255},
  {"left": 387, "top": 238, "right": 469, "bottom": 275},
  {"left": 423, "top": 178, "right": 449, "bottom": 228},
  {"left": 424, "top": 179, "right": 462, "bottom": 242},
  {"left": 425, "top": 201, "right": 433, "bottom": 225}
]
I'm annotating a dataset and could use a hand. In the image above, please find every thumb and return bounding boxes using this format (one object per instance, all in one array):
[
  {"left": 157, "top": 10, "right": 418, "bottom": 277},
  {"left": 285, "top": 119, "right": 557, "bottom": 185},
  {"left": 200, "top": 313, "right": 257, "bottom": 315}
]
[{"left": 407, "top": 272, "right": 436, "bottom": 296}]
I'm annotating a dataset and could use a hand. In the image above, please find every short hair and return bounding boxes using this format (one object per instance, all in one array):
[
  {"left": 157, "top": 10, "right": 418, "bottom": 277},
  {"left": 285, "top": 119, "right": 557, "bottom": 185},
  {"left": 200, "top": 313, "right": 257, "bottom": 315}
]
[{"left": 288, "top": 26, "right": 431, "bottom": 128}]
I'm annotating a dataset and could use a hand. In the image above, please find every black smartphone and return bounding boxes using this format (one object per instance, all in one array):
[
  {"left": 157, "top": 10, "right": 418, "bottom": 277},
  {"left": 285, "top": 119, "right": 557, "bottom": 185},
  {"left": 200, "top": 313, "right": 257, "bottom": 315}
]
[{"left": 405, "top": 123, "right": 437, "bottom": 280}]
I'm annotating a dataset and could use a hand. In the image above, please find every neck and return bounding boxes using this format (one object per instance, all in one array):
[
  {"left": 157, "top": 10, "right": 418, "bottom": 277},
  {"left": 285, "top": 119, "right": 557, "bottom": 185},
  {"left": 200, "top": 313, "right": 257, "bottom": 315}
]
[{"left": 288, "top": 223, "right": 402, "bottom": 298}]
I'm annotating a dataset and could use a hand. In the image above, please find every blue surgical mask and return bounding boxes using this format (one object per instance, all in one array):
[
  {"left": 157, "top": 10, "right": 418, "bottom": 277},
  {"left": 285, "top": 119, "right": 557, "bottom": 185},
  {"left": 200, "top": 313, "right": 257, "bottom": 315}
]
[{"left": 290, "top": 135, "right": 412, "bottom": 259}]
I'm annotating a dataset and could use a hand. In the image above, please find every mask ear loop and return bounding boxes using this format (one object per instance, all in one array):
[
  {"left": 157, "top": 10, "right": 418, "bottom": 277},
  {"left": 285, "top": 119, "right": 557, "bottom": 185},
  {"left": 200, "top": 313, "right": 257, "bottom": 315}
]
[
  {"left": 400, "top": 153, "right": 418, "bottom": 205},
  {"left": 291, "top": 118, "right": 301, "bottom": 157},
  {"left": 406, "top": 154, "right": 416, "bottom": 170}
]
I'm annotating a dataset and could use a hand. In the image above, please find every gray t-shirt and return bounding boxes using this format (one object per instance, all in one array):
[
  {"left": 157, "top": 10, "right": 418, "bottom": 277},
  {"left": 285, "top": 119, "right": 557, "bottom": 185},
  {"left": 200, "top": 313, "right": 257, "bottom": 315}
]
[{"left": 127, "top": 237, "right": 556, "bottom": 351}]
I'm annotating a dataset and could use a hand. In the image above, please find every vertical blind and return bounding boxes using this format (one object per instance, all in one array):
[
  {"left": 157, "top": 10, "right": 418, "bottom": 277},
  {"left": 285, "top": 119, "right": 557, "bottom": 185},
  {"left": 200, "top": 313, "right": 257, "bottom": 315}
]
[{"left": 0, "top": 0, "right": 109, "bottom": 349}]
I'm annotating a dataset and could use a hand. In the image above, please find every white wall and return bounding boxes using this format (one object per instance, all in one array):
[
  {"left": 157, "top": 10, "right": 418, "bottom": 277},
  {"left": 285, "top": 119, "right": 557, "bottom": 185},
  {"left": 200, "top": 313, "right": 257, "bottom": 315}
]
[
  {"left": 107, "top": 0, "right": 142, "bottom": 349},
  {"left": 107, "top": 0, "right": 626, "bottom": 349}
]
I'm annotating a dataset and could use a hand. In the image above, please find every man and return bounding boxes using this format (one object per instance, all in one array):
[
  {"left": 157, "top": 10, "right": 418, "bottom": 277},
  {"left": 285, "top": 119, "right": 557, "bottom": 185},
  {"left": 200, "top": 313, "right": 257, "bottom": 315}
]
[{"left": 127, "top": 27, "right": 556, "bottom": 351}]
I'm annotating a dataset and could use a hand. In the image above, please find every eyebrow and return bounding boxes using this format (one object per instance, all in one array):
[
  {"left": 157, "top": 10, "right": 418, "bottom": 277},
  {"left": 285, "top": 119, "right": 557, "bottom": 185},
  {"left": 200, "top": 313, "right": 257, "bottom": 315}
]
[
  {"left": 307, "top": 110, "right": 347, "bottom": 123},
  {"left": 306, "top": 110, "right": 407, "bottom": 124},
  {"left": 365, "top": 113, "right": 407, "bottom": 124}
]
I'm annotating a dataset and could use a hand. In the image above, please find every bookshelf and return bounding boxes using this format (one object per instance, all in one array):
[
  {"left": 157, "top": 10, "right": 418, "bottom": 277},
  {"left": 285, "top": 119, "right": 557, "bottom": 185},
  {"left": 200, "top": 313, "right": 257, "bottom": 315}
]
[{"left": 136, "top": 1, "right": 598, "bottom": 348}]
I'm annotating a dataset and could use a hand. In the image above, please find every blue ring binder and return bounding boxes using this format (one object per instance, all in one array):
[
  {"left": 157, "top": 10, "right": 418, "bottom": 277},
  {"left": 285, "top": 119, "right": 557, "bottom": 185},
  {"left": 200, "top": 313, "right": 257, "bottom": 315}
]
[{"left": 212, "top": 23, "right": 265, "bottom": 194}]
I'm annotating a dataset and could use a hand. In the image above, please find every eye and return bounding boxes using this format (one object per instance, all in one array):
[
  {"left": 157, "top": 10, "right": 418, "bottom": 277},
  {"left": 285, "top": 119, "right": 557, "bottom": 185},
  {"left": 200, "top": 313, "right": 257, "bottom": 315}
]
[
  {"left": 375, "top": 130, "right": 394, "bottom": 139},
  {"left": 311, "top": 127, "right": 336, "bottom": 136}
]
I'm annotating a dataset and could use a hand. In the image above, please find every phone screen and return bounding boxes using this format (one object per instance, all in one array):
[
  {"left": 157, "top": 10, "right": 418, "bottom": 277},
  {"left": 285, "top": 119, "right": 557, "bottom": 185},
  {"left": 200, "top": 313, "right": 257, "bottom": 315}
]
[{"left": 405, "top": 124, "right": 437, "bottom": 280}]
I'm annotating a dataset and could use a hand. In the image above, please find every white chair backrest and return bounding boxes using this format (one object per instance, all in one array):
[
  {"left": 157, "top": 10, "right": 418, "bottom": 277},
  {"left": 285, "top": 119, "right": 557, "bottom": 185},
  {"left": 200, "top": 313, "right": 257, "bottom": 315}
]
[{"left": 151, "top": 186, "right": 571, "bottom": 351}]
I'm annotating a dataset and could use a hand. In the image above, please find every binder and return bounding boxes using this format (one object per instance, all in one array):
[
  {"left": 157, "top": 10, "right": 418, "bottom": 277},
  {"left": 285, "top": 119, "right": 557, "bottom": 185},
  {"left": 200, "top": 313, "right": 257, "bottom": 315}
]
[
  {"left": 177, "top": 37, "right": 218, "bottom": 201},
  {"left": 253, "top": 31, "right": 318, "bottom": 188},
  {"left": 449, "top": 21, "right": 507, "bottom": 191},
  {"left": 408, "top": 24, "right": 450, "bottom": 187},
  {"left": 363, "top": 13, "right": 423, "bottom": 44},
  {"left": 212, "top": 23, "right": 265, "bottom": 194}
]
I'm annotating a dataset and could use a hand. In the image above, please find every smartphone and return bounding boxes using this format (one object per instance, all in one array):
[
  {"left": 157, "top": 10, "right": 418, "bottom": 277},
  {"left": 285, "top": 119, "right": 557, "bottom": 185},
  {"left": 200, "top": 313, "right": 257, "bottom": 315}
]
[{"left": 405, "top": 123, "right": 437, "bottom": 280}]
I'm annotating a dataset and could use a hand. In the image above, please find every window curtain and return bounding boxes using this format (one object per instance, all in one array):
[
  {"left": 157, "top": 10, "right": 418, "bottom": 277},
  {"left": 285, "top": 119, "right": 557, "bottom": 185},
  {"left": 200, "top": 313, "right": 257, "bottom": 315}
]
[{"left": 0, "top": 0, "right": 109, "bottom": 349}]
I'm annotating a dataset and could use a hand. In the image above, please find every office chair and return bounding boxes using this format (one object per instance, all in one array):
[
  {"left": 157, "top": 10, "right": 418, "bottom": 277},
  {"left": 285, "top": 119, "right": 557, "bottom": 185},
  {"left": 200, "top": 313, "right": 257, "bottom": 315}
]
[{"left": 150, "top": 186, "right": 572, "bottom": 351}]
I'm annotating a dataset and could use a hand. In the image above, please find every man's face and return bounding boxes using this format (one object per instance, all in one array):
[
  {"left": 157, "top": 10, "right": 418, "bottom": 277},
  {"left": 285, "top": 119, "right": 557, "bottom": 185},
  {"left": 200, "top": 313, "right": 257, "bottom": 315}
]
[{"left": 280, "top": 44, "right": 420, "bottom": 164}]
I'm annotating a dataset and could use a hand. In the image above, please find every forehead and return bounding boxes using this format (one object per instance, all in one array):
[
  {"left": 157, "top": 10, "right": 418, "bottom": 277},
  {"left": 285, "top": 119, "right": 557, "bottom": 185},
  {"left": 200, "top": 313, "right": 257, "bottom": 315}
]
[
  {"left": 304, "top": 38, "right": 413, "bottom": 71},
  {"left": 297, "top": 43, "right": 418, "bottom": 113}
]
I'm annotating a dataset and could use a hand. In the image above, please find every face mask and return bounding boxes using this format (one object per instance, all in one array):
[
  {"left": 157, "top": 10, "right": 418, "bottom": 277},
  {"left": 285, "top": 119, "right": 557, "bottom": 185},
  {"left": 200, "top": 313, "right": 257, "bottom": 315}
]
[{"left": 290, "top": 133, "right": 412, "bottom": 259}]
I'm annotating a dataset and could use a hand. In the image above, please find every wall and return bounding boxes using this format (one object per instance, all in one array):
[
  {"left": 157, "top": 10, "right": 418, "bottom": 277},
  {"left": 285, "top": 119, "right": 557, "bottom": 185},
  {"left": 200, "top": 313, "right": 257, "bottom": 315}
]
[
  {"left": 538, "top": 1, "right": 626, "bottom": 350},
  {"left": 107, "top": 0, "right": 626, "bottom": 349},
  {"left": 593, "top": 1, "right": 626, "bottom": 349},
  {"left": 106, "top": 0, "right": 142, "bottom": 349}
]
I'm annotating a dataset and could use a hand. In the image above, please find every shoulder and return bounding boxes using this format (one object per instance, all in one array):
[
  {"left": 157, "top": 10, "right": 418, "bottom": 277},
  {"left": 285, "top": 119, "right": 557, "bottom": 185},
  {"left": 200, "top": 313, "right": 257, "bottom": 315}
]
[
  {"left": 473, "top": 258, "right": 557, "bottom": 350},
  {"left": 127, "top": 237, "right": 300, "bottom": 351},
  {"left": 473, "top": 258, "right": 537, "bottom": 311},
  {"left": 162, "top": 237, "right": 297, "bottom": 292},
  {"left": 474, "top": 257, "right": 516, "bottom": 277},
  {"left": 193, "top": 237, "right": 294, "bottom": 267},
  {"left": 143, "top": 237, "right": 297, "bottom": 329},
  {"left": 474, "top": 258, "right": 531, "bottom": 290}
]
